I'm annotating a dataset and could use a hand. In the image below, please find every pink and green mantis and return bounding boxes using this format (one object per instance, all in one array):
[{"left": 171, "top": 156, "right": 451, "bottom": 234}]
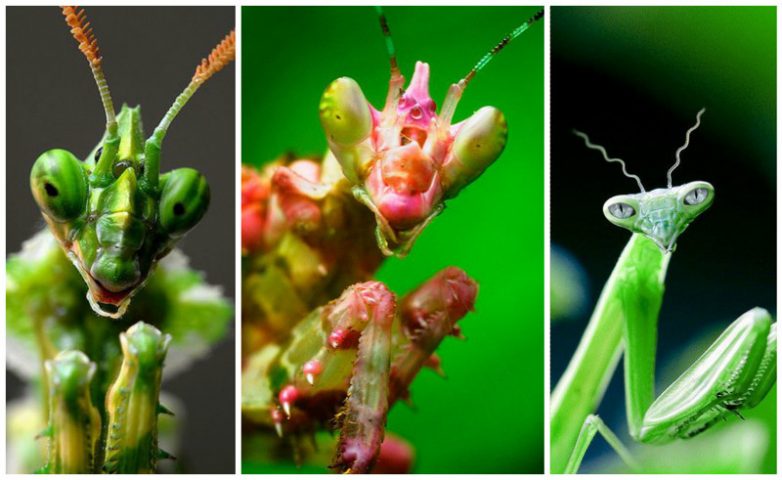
[
  {"left": 7, "top": 7, "right": 234, "bottom": 473},
  {"left": 241, "top": 7, "right": 543, "bottom": 473},
  {"left": 551, "top": 109, "right": 776, "bottom": 473}
]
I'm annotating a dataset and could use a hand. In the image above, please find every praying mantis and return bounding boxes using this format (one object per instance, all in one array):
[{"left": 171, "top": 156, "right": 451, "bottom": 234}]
[
  {"left": 6, "top": 7, "right": 234, "bottom": 473},
  {"left": 241, "top": 7, "right": 543, "bottom": 473},
  {"left": 550, "top": 109, "right": 777, "bottom": 473}
]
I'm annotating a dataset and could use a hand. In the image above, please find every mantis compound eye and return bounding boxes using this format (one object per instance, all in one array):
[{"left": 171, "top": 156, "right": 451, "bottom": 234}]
[
  {"left": 684, "top": 187, "right": 709, "bottom": 205},
  {"left": 607, "top": 202, "right": 635, "bottom": 219},
  {"left": 678, "top": 181, "right": 715, "bottom": 215},
  {"left": 443, "top": 106, "right": 508, "bottom": 198},
  {"left": 319, "top": 77, "right": 373, "bottom": 146},
  {"left": 30, "top": 149, "right": 88, "bottom": 222},
  {"left": 159, "top": 168, "right": 210, "bottom": 236}
]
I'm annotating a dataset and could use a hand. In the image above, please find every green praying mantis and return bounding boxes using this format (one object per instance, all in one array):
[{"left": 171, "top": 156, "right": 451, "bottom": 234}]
[
  {"left": 31, "top": 7, "right": 234, "bottom": 319},
  {"left": 6, "top": 7, "right": 234, "bottom": 473},
  {"left": 551, "top": 109, "right": 777, "bottom": 473}
]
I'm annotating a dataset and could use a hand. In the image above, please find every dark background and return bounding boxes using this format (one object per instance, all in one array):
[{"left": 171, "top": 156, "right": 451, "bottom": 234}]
[
  {"left": 551, "top": 6, "right": 776, "bottom": 472},
  {"left": 6, "top": 7, "right": 235, "bottom": 473}
]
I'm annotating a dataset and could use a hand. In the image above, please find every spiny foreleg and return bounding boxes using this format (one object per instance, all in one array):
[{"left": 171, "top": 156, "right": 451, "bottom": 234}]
[
  {"left": 103, "top": 322, "right": 172, "bottom": 473},
  {"left": 40, "top": 351, "right": 102, "bottom": 474}
]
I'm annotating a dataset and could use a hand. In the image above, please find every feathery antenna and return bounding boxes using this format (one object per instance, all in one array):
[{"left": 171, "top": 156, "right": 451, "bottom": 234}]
[
  {"left": 667, "top": 108, "right": 705, "bottom": 188},
  {"left": 61, "top": 6, "right": 117, "bottom": 133},
  {"left": 143, "top": 30, "right": 235, "bottom": 187},
  {"left": 574, "top": 130, "right": 646, "bottom": 193}
]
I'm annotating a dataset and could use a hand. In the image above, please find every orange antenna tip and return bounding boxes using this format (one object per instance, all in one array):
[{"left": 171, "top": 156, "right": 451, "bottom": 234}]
[
  {"left": 61, "top": 6, "right": 102, "bottom": 66},
  {"left": 193, "top": 30, "right": 236, "bottom": 84}
]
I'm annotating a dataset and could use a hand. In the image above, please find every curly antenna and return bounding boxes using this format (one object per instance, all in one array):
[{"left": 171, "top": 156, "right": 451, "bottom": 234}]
[
  {"left": 667, "top": 108, "right": 705, "bottom": 188},
  {"left": 573, "top": 129, "right": 645, "bottom": 193},
  {"left": 61, "top": 6, "right": 116, "bottom": 131}
]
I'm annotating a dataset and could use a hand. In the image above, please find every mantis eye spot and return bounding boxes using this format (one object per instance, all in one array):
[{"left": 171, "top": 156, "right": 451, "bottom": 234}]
[
  {"left": 684, "top": 187, "right": 709, "bottom": 205},
  {"left": 608, "top": 202, "right": 635, "bottom": 219},
  {"left": 173, "top": 203, "right": 186, "bottom": 216},
  {"left": 93, "top": 147, "right": 103, "bottom": 162},
  {"left": 335, "top": 114, "right": 342, "bottom": 120},
  {"left": 44, "top": 183, "right": 59, "bottom": 197}
]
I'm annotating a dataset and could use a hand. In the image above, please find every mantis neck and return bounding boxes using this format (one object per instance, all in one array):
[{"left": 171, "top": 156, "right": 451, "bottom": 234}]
[{"left": 551, "top": 233, "right": 670, "bottom": 473}]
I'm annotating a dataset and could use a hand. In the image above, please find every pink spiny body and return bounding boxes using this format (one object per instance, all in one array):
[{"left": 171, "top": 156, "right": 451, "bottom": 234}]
[{"left": 240, "top": 11, "right": 523, "bottom": 471}]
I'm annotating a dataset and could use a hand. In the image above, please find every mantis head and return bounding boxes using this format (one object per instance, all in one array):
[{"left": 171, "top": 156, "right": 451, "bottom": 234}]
[
  {"left": 319, "top": 8, "right": 542, "bottom": 256},
  {"left": 575, "top": 108, "right": 714, "bottom": 253},
  {"left": 30, "top": 7, "right": 234, "bottom": 318},
  {"left": 602, "top": 181, "right": 714, "bottom": 253}
]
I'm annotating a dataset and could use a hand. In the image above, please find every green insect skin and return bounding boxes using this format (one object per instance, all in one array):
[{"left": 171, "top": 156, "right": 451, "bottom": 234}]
[
  {"left": 552, "top": 128, "right": 777, "bottom": 473},
  {"left": 31, "top": 106, "right": 209, "bottom": 319},
  {"left": 40, "top": 351, "right": 102, "bottom": 474},
  {"left": 103, "top": 322, "right": 172, "bottom": 474}
]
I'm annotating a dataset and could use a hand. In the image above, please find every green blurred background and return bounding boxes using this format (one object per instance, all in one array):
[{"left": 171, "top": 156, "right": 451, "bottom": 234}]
[
  {"left": 242, "top": 6, "right": 543, "bottom": 473},
  {"left": 550, "top": 7, "right": 776, "bottom": 474}
]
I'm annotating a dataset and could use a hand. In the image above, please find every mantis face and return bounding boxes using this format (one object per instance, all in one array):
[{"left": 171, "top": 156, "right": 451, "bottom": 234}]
[
  {"left": 576, "top": 108, "right": 713, "bottom": 253},
  {"left": 322, "top": 63, "right": 507, "bottom": 230},
  {"left": 603, "top": 181, "right": 714, "bottom": 252},
  {"left": 31, "top": 106, "right": 209, "bottom": 317},
  {"left": 30, "top": 7, "right": 234, "bottom": 318},
  {"left": 319, "top": 9, "right": 541, "bottom": 256}
]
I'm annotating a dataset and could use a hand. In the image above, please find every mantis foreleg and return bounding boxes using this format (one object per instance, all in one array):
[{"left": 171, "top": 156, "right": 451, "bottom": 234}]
[{"left": 551, "top": 234, "right": 669, "bottom": 472}]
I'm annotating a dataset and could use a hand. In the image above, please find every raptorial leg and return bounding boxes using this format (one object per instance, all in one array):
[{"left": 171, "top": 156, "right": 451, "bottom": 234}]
[
  {"left": 269, "top": 281, "right": 397, "bottom": 473},
  {"left": 40, "top": 351, "right": 102, "bottom": 474},
  {"left": 388, "top": 267, "right": 478, "bottom": 403},
  {"left": 329, "top": 282, "right": 396, "bottom": 473},
  {"left": 564, "top": 414, "right": 639, "bottom": 474}
]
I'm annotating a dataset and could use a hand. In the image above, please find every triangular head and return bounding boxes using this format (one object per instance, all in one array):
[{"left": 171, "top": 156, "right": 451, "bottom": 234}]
[
  {"left": 30, "top": 7, "right": 235, "bottom": 318},
  {"left": 574, "top": 109, "right": 714, "bottom": 253}
]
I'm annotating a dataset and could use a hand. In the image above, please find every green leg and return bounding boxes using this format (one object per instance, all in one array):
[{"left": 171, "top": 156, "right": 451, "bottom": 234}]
[
  {"left": 618, "top": 237, "right": 670, "bottom": 438},
  {"left": 564, "top": 414, "right": 640, "bottom": 474},
  {"left": 551, "top": 234, "right": 669, "bottom": 472}
]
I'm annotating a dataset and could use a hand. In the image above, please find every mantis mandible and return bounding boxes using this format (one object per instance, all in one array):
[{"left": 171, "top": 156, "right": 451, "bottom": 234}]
[{"left": 550, "top": 109, "right": 777, "bottom": 473}]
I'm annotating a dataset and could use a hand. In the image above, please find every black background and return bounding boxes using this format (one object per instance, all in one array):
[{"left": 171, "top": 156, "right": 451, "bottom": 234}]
[{"left": 6, "top": 7, "right": 235, "bottom": 473}]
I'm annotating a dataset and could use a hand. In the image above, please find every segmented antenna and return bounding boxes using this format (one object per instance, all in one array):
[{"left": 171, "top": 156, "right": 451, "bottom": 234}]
[
  {"left": 440, "top": 9, "right": 543, "bottom": 129},
  {"left": 154, "top": 30, "right": 236, "bottom": 137},
  {"left": 61, "top": 6, "right": 116, "bottom": 131},
  {"left": 573, "top": 130, "right": 646, "bottom": 193},
  {"left": 144, "top": 29, "right": 235, "bottom": 187},
  {"left": 667, "top": 108, "right": 705, "bottom": 188},
  {"left": 464, "top": 9, "right": 543, "bottom": 85},
  {"left": 375, "top": 6, "right": 399, "bottom": 75},
  {"left": 193, "top": 30, "right": 236, "bottom": 85}
]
